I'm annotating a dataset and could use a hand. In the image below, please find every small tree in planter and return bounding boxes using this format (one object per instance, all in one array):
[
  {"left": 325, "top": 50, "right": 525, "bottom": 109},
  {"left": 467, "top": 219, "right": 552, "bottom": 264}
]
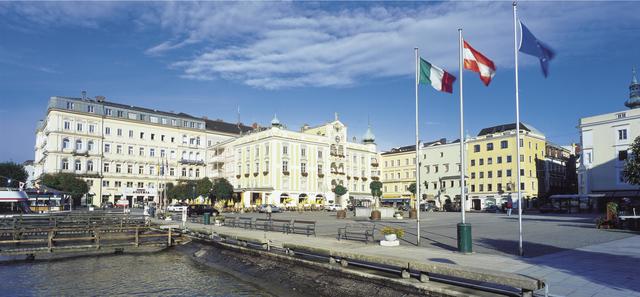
[
  {"left": 408, "top": 182, "right": 418, "bottom": 219},
  {"left": 380, "top": 226, "right": 404, "bottom": 243},
  {"left": 333, "top": 185, "right": 348, "bottom": 219},
  {"left": 370, "top": 180, "right": 383, "bottom": 220}
]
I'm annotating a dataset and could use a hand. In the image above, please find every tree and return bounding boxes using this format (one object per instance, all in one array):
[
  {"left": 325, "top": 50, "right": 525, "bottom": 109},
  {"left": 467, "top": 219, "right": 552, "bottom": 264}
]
[
  {"left": 40, "top": 173, "right": 89, "bottom": 206},
  {"left": 211, "top": 178, "right": 234, "bottom": 204},
  {"left": 624, "top": 136, "right": 640, "bottom": 185},
  {"left": 195, "top": 177, "right": 213, "bottom": 197},
  {"left": 167, "top": 182, "right": 191, "bottom": 201},
  {"left": 0, "top": 162, "right": 28, "bottom": 187},
  {"left": 333, "top": 184, "right": 347, "bottom": 205},
  {"left": 408, "top": 182, "right": 416, "bottom": 196},
  {"left": 369, "top": 180, "right": 383, "bottom": 209}
]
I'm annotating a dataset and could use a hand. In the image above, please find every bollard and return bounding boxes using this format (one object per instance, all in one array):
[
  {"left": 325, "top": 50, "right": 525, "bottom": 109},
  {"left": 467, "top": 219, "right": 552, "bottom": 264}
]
[
  {"left": 203, "top": 213, "right": 211, "bottom": 225},
  {"left": 457, "top": 223, "right": 473, "bottom": 254}
]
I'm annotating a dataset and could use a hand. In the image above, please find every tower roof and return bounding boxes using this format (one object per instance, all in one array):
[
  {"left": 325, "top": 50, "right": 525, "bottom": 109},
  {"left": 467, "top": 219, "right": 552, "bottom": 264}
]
[
  {"left": 625, "top": 66, "right": 640, "bottom": 109},
  {"left": 271, "top": 114, "right": 281, "bottom": 126},
  {"left": 363, "top": 125, "right": 375, "bottom": 143}
]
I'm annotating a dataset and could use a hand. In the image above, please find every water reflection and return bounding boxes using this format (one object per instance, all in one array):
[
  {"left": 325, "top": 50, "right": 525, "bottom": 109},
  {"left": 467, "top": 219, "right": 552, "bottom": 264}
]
[{"left": 0, "top": 250, "right": 272, "bottom": 296}]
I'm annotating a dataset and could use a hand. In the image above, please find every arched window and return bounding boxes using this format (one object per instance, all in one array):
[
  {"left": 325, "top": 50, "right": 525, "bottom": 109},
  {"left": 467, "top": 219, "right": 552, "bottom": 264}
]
[
  {"left": 62, "top": 138, "right": 70, "bottom": 149},
  {"left": 189, "top": 152, "right": 194, "bottom": 160},
  {"left": 195, "top": 169, "right": 200, "bottom": 178},
  {"left": 189, "top": 168, "right": 193, "bottom": 177},
  {"left": 75, "top": 139, "right": 82, "bottom": 151},
  {"left": 182, "top": 151, "right": 186, "bottom": 160},
  {"left": 87, "top": 141, "right": 94, "bottom": 151},
  {"left": 87, "top": 161, "right": 94, "bottom": 172},
  {"left": 74, "top": 160, "right": 81, "bottom": 171},
  {"left": 195, "top": 152, "right": 201, "bottom": 161},
  {"left": 61, "top": 159, "right": 69, "bottom": 170}
]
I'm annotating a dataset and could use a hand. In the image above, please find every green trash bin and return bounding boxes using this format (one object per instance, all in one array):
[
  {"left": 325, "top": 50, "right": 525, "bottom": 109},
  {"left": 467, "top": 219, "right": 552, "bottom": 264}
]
[
  {"left": 457, "top": 223, "right": 472, "bottom": 253},
  {"left": 203, "top": 213, "right": 211, "bottom": 225}
]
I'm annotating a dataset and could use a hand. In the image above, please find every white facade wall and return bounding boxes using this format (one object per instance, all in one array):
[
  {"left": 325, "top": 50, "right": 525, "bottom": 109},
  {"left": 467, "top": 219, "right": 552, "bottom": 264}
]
[{"left": 419, "top": 141, "right": 464, "bottom": 209}]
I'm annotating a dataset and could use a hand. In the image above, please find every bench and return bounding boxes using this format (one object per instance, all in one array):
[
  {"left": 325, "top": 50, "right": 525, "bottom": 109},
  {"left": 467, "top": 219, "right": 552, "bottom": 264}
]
[
  {"left": 270, "top": 219, "right": 291, "bottom": 233},
  {"left": 237, "top": 217, "right": 254, "bottom": 229},
  {"left": 254, "top": 218, "right": 271, "bottom": 231},
  {"left": 223, "top": 216, "right": 237, "bottom": 227},
  {"left": 289, "top": 220, "right": 316, "bottom": 236},
  {"left": 338, "top": 223, "right": 375, "bottom": 243}
]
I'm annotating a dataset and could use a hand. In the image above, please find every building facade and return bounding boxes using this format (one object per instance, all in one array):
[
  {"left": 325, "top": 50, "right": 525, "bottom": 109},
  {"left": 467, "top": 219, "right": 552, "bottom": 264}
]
[
  {"left": 537, "top": 143, "right": 575, "bottom": 199},
  {"left": 578, "top": 69, "right": 640, "bottom": 202},
  {"left": 466, "top": 123, "right": 546, "bottom": 210},
  {"left": 34, "top": 95, "right": 250, "bottom": 206},
  {"left": 380, "top": 145, "right": 416, "bottom": 200},
  {"left": 419, "top": 139, "right": 464, "bottom": 210},
  {"left": 212, "top": 115, "right": 379, "bottom": 207}
]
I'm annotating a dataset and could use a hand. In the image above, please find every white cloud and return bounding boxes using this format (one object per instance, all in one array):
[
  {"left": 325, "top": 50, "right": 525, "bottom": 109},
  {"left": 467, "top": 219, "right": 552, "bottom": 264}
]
[{"left": 0, "top": 2, "right": 126, "bottom": 28}]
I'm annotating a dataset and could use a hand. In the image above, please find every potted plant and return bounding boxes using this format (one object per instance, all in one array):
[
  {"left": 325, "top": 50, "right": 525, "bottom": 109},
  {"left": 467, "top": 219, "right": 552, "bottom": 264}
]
[
  {"left": 302, "top": 172, "right": 308, "bottom": 177},
  {"left": 214, "top": 215, "right": 225, "bottom": 226},
  {"left": 263, "top": 171, "right": 269, "bottom": 175},
  {"left": 394, "top": 211, "right": 403, "bottom": 219},
  {"left": 236, "top": 174, "right": 241, "bottom": 179},
  {"left": 380, "top": 226, "right": 404, "bottom": 242},
  {"left": 369, "top": 181, "right": 383, "bottom": 220}
]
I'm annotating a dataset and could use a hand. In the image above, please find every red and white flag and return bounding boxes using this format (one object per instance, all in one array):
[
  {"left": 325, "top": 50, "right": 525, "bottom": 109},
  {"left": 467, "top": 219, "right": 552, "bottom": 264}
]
[{"left": 463, "top": 41, "right": 496, "bottom": 86}]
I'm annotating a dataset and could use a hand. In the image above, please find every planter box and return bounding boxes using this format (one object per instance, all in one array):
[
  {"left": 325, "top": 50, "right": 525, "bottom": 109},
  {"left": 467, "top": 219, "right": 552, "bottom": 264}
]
[{"left": 355, "top": 207, "right": 395, "bottom": 218}]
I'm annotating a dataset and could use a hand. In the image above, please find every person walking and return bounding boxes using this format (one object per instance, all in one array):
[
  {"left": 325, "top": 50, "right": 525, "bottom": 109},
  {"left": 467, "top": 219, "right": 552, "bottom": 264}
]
[
  {"left": 266, "top": 204, "right": 273, "bottom": 221},
  {"left": 506, "top": 198, "right": 513, "bottom": 217}
]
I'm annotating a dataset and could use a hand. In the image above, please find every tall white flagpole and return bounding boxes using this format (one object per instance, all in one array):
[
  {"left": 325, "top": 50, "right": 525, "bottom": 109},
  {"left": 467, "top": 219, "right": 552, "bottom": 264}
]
[
  {"left": 458, "top": 29, "right": 466, "bottom": 225},
  {"left": 513, "top": 1, "right": 524, "bottom": 257},
  {"left": 415, "top": 47, "right": 421, "bottom": 246}
]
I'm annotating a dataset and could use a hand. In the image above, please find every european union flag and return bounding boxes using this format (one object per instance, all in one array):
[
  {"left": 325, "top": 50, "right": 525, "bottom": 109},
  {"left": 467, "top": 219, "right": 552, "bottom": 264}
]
[{"left": 519, "top": 21, "right": 555, "bottom": 77}]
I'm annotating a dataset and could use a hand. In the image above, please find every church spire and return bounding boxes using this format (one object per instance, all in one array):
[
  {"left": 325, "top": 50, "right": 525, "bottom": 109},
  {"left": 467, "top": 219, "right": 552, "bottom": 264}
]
[{"left": 626, "top": 66, "right": 640, "bottom": 109}]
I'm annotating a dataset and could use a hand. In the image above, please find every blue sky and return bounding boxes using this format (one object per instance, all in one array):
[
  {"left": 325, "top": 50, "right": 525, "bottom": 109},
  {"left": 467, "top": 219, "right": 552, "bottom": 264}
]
[{"left": 1, "top": 1, "right": 639, "bottom": 163}]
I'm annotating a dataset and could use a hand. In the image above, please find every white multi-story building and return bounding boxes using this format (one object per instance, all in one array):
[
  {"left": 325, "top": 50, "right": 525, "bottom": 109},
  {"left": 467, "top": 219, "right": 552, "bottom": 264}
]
[
  {"left": 34, "top": 95, "right": 251, "bottom": 206},
  {"left": 419, "top": 139, "right": 465, "bottom": 210},
  {"left": 212, "top": 115, "right": 379, "bottom": 207},
  {"left": 578, "top": 69, "right": 640, "bottom": 206}
]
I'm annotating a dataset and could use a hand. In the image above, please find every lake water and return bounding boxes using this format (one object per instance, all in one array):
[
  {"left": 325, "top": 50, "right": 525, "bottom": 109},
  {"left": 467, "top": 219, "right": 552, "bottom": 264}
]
[{"left": 0, "top": 250, "right": 272, "bottom": 296}]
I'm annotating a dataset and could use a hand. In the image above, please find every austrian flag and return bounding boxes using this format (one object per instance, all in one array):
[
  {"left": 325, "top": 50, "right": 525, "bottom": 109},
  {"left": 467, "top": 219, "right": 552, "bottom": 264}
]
[{"left": 463, "top": 41, "right": 496, "bottom": 86}]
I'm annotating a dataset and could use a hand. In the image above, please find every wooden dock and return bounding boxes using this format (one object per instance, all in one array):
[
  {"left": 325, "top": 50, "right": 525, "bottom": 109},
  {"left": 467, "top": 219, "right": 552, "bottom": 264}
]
[{"left": 0, "top": 214, "right": 181, "bottom": 259}]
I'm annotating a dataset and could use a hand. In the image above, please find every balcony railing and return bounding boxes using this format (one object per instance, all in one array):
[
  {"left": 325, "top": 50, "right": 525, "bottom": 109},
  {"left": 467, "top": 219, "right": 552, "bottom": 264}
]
[{"left": 179, "top": 159, "right": 205, "bottom": 166}]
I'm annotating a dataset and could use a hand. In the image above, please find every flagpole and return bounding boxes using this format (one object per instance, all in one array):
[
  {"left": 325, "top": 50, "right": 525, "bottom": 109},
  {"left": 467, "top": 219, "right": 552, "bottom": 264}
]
[
  {"left": 513, "top": 1, "right": 524, "bottom": 257},
  {"left": 457, "top": 28, "right": 473, "bottom": 254},
  {"left": 415, "top": 47, "right": 421, "bottom": 246}
]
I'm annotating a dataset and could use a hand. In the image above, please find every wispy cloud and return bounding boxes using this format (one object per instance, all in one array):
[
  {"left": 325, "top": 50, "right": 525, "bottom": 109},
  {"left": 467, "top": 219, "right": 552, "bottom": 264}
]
[{"left": 0, "top": 2, "right": 127, "bottom": 29}]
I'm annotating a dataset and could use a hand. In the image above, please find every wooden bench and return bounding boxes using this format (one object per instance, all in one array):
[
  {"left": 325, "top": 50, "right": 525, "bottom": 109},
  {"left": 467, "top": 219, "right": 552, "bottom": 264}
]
[
  {"left": 270, "top": 219, "right": 291, "bottom": 233},
  {"left": 338, "top": 223, "right": 375, "bottom": 243},
  {"left": 223, "top": 216, "right": 237, "bottom": 227},
  {"left": 254, "top": 218, "right": 271, "bottom": 231},
  {"left": 289, "top": 220, "right": 316, "bottom": 236},
  {"left": 237, "top": 217, "right": 254, "bottom": 229}
]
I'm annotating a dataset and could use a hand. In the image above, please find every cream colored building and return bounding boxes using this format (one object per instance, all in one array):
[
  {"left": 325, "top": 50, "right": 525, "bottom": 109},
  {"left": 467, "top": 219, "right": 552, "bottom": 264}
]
[
  {"left": 212, "top": 115, "right": 379, "bottom": 207},
  {"left": 380, "top": 145, "right": 416, "bottom": 200},
  {"left": 419, "top": 139, "right": 464, "bottom": 210},
  {"left": 578, "top": 69, "right": 640, "bottom": 205},
  {"left": 34, "top": 95, "right": 250, "bottom": 206}
]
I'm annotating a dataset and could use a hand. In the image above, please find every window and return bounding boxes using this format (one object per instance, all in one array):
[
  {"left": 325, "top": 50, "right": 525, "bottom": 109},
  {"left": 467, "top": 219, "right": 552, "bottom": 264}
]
[
  {"left": 255, "top": 162, "right": 260, "bottom": 173},
  {"left": 474, "top": 144, "right": 480, "bottom": 152},
  {"left": 149, "top": 166, "right": 155, "bottom": 175},
  {"left": 103, "top": 163, "right": 110, "bottom": 173},
  {"left": 471, "top": 185, "right": 475, "bottom": 192},
  {"left": 104, "top": 143, "right": 110, "bottom": 153},
  {"left": 127, "top": 165, "right": 133, "bottom": 174},
  {"left": 487, "top": 158, "right": 493, "bottom": 165},
  {"left": 497, "top": 170, "right": 502, "bottom": 177},
  {"left": 87, "top": 105, "right": 94, "bottom": 113},
  {"left": 115, "top": 181, "right": 122, "bottom": 187},
  {"left": 105, "top": 108, "right": 112, "bottom": 116},
  {"left": 115, "top": 164, "right": 121, "bottom": 173},
  {"left": 117, "top": 128, "right": 122, "bottom": 136},
  {"left": 318, "top": 150, "right": 322, "bottom": 158},
  {"left": 506, "top": 169, "right": 512, "bottom": 177},
  {"left": 470, "top": 160, "right": 475, "bottom": 166},
  {"left": 129, "top": 130, "right": 133, "bottom": 138},
  {"left": 520, "top": 183, "right": 525, "bottom": 190},
  {"left": 128, "top": 146, "right": 133, "bottom": 155},
  {"left": 89, "top": 125, "right": 95, "bottom": 133},
  {"left": 479, "top": 172, "right": 484, "bottom": 178},
  {"left": 195, "top": 169, "right": 200, "bottom": 178},
  {"left": 116, "top": 145, "right": 122, "bottom": 154},
  {"left": 139, "top": 147, "right": 144, "bottom": 156},
  {"left": 488, "top": 171, "right": 493, "bottom": 178},
  {"left": 87, "top": 161, "right": 94, "bottom": 172},
  {"left": 105, "top": 127, "right": 111, "bottom": 135},
  {"left": 66, "top": 101, "right": 74, "bottom": 110},
  {"left": 619, "top": 150, "right": 629, "bottom": 161},
  {"left": 488, "top": 184, "right": 493, "bottom": 192},
  {"left": 86, "top": 141, "right": 93, "bottom": 151},
  {"left": 150, "top": 148, "right": 155, "bottom": 157},
  {"left": 507, "top": 155, "right": 513, "bottom": 163},
  {"left": 486, "top": 143, "right": 494, "bottom": 151},
  {"left": 151, "top": 133, "right": 155, "bottom": 140},
  {"left": 61, "top": 159, "right": 69, "bottom": 170},
  {"left": 479, "top": 158, "right": 484, "bottom": 166},
  {"left": 77, "top": 123, "right": 83, "bottom": 132},
  {"left": 479, "top": 184, "right": 484, "bottom": 192},
  {"left": 117, "top": 110, "right": 124, "bottom": 117},
  {"left": 170, "top": 168, "right": 175, "bottom": 176},
  {"left": 181, "top": 168, "right": 186, "bottom": 177},
  {"left": 520, "top": 169, "right": 525, "bottom": 176},
  {"left": 519, "top": 139, "right": 524, "bottom": 147},
  {"left": 500, "top": 140, "right": 508, "bottom": 149},
  {"left": 161, "top": 135, "right": 165, "bottom": 142},
  {"left": 140, "top": 132, "right": 144, "bottom": 139},
  {"left": 618, "top": 129, "right": 628, "bottom": 140},
  {"left": 301, "top": 148, "right": 306, "bottom": 157},
  {"left": 520, "top": 155, "right": 524, "bottom": 162},
  {"left": 74, "top": 160, "right": 81, "bottom": 171},
  {"left": 283, "top": 145, "right": 288, "bottom": 155},
  {"left": 137, "top": 182, "right": 144, "bottom": 188},
  {"left": 282, "top": 160, "right": 289, "bottom": 172},
  {"left": 471, "top": 172, "right": 476, "bottom": 179},
  {"left": 75, "top": 140, "right": 82, "bottom": 151},
  {"left": 161, "top": 149, "right": 166, "bottom": 158},
  {"left": 318, "top": 164, "right": 323, "bottom": 174},
  {"left": 301, "top": 163, "right": 307, "bottom": 173},
  {"left": 103, "top": 180, "right": 110, "bottom": 187},
  {"left": 64, "top": 121, "right": 70, "bottom": 130}
]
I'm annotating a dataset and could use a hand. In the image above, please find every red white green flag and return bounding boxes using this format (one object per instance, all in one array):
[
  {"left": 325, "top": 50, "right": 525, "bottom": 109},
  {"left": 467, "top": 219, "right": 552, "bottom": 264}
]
[{"left": 419, "top": 58, "right": 456, "bottom": 93}]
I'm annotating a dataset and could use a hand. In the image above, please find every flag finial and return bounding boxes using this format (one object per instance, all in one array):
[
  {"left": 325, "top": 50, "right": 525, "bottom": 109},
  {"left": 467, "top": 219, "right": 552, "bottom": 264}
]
[{"left": 633, "top": 66, "right": 638, "bottom": 84}]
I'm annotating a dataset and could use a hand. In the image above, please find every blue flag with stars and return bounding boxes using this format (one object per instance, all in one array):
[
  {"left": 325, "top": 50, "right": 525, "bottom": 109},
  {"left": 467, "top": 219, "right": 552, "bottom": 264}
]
[{"left": 519, "top": 21, "right": 555, "bottom": 77}]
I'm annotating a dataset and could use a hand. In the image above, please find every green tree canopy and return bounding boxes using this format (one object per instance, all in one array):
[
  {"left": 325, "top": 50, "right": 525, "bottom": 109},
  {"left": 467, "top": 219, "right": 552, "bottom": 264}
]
[
  {"left": 167, "top": 182, "right": 193, "bottom": 201},
  {"left": 333, "top": 184, "right": 347, "bottom": 198},
  {"left": 408, "top": 182, "right": 416, "bottom": 196},
  {"left": 624, "top": 136, "right": 640, "bottom": 185},
  {"left": 369, "top": 180, "right": 383, "bottom": 198},
  {"left": 40, "top": 173, "right": 89, "bottom": 206},
  {"left": 0, "top": 162, "right": 28, "bottom": 187},
  {"left": 195, "top": 177, "right": 213, "bottom": 197},
  {"left": 211, "top": 178, "right": 234, "bottom": 203}
]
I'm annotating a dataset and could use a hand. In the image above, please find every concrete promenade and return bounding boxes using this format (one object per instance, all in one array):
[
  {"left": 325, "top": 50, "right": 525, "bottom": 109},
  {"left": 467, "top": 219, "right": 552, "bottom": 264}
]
[{"left": 155, "top": 215, "right": 640, "bottom": 297}]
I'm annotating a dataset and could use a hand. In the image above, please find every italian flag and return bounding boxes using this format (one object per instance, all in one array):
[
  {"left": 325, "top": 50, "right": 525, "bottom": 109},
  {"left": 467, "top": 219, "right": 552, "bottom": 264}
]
[
  {"left": 463, "top": 41, "right": 496, "bottom": 86},
  {"left": 419, "top": 58, "right": 456, "bottom": 93}
]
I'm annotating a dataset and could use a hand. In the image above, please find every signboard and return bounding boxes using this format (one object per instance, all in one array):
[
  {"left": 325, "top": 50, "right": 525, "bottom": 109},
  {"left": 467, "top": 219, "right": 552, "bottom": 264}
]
[
  {"left": 116, "top": 199, "right": 129, "bottom": 206},
  {"left": 123, "top": 188, "right": 157, "bottom": 196}
]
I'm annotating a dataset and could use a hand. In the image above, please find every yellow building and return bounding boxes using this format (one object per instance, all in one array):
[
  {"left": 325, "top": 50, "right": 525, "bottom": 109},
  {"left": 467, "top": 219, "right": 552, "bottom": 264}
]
[
  {"left": 466, "top": 123, "right": 545, "bottom": 210},
  {"left": 380, "top": 145, "right": 416, "bottom": 201}
]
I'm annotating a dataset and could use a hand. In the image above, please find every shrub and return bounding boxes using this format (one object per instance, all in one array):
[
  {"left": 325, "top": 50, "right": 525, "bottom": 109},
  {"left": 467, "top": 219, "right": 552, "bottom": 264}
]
[{"left": 380, "top": 226, "right": 405, "bottom": 238}]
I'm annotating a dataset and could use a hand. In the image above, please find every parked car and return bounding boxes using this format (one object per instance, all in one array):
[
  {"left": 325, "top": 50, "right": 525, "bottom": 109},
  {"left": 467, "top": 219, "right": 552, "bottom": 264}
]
[
  {"left": 484, "top": 205, "right": 500, "bottom": 213},
  {"left": 101, "top": 201, "right": 114, "bottom": 209},
  {"left": 257, "top": 204, "right": 282, "bottom": 213},
  {"left": 420, "top": 203, "right": 438, "bottom": 212},
  {"left": 539, "top": 204, "right": 567, "bottom": 214},
  {"left": 326, "top": 204, "right": 344, "bottom": 211},
  {"left": 187, "top": 204, "right": 218, "bottom": 217},
  {"left": 167, "top": 202, "right": 188, "bottom": 212}
]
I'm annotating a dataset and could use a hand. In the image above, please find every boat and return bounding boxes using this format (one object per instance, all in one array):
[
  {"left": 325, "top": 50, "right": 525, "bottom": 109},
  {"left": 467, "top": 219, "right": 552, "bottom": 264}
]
[{"left": 0, "top": 187, "right": 32, "bottom": 214}]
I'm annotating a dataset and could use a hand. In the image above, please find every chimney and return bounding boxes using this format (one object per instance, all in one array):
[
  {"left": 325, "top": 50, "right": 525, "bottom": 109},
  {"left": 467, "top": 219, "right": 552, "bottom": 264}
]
[{"left": 96, "top": 95, "right": 106, "bottom": 103}]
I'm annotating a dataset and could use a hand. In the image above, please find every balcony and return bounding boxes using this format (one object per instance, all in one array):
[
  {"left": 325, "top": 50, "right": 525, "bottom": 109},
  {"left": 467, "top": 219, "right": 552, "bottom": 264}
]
[{"left": 179, "top": 159, "right": 205, "bottom": 166}]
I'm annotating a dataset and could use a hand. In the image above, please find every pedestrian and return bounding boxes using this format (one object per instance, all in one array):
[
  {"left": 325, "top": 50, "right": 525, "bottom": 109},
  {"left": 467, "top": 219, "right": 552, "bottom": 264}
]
[
  {"left": 506, "top": 199, "right": 513, "bottom": 216},
  {"left": 266, "top": 204, "right": 272, "bottom": 221}
]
